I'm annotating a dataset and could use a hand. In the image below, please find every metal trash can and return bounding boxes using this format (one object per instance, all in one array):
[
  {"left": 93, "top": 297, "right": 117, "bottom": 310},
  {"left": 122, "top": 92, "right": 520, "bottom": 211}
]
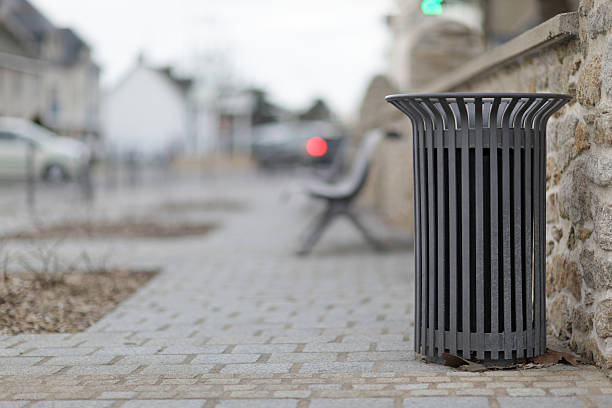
[{"left": 386, "top": 93, "right": 571, "bottom": 362}]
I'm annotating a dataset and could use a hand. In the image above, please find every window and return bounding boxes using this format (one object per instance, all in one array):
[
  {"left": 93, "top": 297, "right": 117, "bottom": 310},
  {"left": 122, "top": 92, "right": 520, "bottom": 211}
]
[{"left": 0, "top": 132, "right": 17, "bottom": 141}]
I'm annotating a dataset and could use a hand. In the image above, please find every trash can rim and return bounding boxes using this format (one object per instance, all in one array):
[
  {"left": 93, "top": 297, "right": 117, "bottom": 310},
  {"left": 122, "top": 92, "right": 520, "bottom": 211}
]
[{"left": 385, "top": 92, "right": 572, "bottom": 101}]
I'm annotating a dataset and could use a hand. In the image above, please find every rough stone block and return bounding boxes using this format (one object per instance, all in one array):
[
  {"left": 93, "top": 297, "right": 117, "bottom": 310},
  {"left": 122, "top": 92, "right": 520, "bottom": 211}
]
[
  {"left": 557, "top": 159, "right": 590, "bottom": 223},
  {"left": 594, "top": 112, "right": 612, "bottom": 145},
  {"left": 595, "top": 299, "right": 612, "bottom": 338},
  {"left": 580, "top": 248, "right": 612, "bottom": 289},
  {"left": 577, "top": 55, "right": 602, "bottom": 106},
  {"left": 592, "top": 197, "right": 612, "bottom": 250},
  {"left": 549, "top": 295, "right": 572, "bottom": 338},
  {"left": 546, "top": 255, "right": 581, "bottom": 301},
  {"left": 603, "top": 37, "right": 612, "bottom": 99},
  {"left": 586, "top": 151, "right": 612, "bottom": 186},
  {"left": 572, "top": 306, "right": 594, "bottom": 333},
  {"left": 587, "top": 2, "right": 612, "bottom": 38}
]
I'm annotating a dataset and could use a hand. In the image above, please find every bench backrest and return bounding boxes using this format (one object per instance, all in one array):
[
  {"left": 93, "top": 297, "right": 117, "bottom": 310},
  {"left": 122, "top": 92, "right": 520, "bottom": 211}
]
[{"left": 342, "top": 130, "right": 383, "bottom": 200}]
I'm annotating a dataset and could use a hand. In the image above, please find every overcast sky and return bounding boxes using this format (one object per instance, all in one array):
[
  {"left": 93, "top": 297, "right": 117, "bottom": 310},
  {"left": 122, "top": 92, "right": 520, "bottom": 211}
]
[{"left": 31, "top": 0, "right": 394, "bottom": 118}]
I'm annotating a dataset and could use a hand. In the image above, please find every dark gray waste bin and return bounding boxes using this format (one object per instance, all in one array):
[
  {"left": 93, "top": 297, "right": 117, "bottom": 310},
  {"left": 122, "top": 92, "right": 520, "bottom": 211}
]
[{"left": 386, "top": 93, "right": 571, "bottom": 363}]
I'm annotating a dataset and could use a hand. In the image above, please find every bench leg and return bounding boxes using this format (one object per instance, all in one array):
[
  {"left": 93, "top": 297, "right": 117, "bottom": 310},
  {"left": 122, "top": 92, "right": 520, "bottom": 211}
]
[
  {"left": 297, "top": 205, "right": 335, "bottom": 256},
  {"left": 345, "top": 211, "right": 384, "bottom": 251}
]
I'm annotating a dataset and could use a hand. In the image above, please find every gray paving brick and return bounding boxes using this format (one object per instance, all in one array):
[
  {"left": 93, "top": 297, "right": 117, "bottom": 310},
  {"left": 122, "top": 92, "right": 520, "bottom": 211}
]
[
  {"left": 345, "top": 351, "right": 414, "bottom": 362},
  {"left": 302, "top": 343, "right": 370, "bottom": 353},
  {"left": 0, "top": 366, "right": 61, "bottom": 376},
  {"left": 379, "top": 361, "right": 450, "bottom": 372},
  {"left": 121, "top": 401, "right": 206, "bottom": 408},
  {"left": 268, "top": 352, "right": 337, "bottom": 363},
  {"left": 0, "top": 349, "right": 23, "bottom": 357},
  {"left": 300, "top": 362, "right": 374, "bottom": 373},
  {"left": 221, "top": 363, "right": 293, "bottom": 374},
  {"left": 232, "top": 344, "right": 298, "bottom": 354},
  {"left": 24, "top": 348, "right": 97, "bottom": 357},
  {"left": 30, "top": 402, "right": 115, "bottom": 408},
  {"left": 44, "top": 356, "right": 116, "bottom": 366},
  {"left": 497, "top": 397, "right": 587, "bottom": 408},
  {"left": 402, "top": 397, "right": 490, "bottom": 408},
  {"left": 92, "top": 346, "right": 162, "bottom": 356},
  {"left": 0, "top": 357, "right": 43, "bottom": 366},
  {"left": 270, "top": 336, "right": 336, "bottom": 344},
  {"left": 97, "top": 391, "right": 137, "bottom": 399},
  {"left": 159, "top": 345, "right": 227, "bottom": 354},
  {"left": 65, "top": 364, "right": 139, "bottom": 376},
  {"left": 310, "top": 398, "right": 395, "bottom": 408},
  {"left": 376, "top": 342, "right": 413, "bottom": 351},
  {"left": 118, "top": 354, "right": 189, "bottom": 365},
  {"left": 587, "top": 396, "right": 612, "bottom": 407},
  {"left": 216, "top": 400, "right": 299, "bottom": 408},
  {"left": 141, "top": 364, "right": 215, "bottom": 375},
  {"left": 341, "top": 335, "right": 404, "bottom": 343},
  {"left": 0, "top": 403, "right": 29, "bottom": 408},
  {"left": 207, "top": 336, "right": 269, "bottom": 345},
  {"left": 191, "top": 353, "right": 260, "bottom": 364}
]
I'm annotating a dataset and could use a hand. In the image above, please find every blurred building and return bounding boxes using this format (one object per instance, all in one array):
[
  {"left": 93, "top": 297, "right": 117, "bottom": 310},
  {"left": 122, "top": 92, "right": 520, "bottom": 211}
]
[
  {"left": 102, "top": 58, "right": 195, "bottom": 158},
  {"left": 0, "top": 0, "right": 100, "bottom": 139},
  {"left": 386, "top": 0, "right": 484, "bottom": 92},
  {"left": 215, "top": 88, "right": 290, "bottom": 156}
]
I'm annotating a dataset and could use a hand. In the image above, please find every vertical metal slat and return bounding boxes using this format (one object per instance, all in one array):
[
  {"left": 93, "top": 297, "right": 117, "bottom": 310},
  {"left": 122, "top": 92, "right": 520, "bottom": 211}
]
[
  {"left": 474, "top": 98, "right": 485, "bottom": 359},
  {"left": 512, "top": 99, "right": 529, "bottom": 358},
  {"left": 489, "top": 98, "right": 501, "bottom": 360},
  {"left": 425, "top": 104, "right": 436, "bottom": 357},
  {"left": 402, "top": 103, "right": 422, "bottom": 355},
  {"left": 439, "top": 99, "right": 458, "bottom": 356},
  {"left": 501, "top": 98, "right": 518, "bottom": 359},
  {"left": 456, "top": 98, "right": 471, "bottom": 359},
  {"left": 413, "top": 103, "right": 429, "bottom": 356},
  {"left": 521, "top": 98, "right": 545, "bottom": 357},
  {"left": 424, "top": 99, "right": 446, "bottom": 356}
]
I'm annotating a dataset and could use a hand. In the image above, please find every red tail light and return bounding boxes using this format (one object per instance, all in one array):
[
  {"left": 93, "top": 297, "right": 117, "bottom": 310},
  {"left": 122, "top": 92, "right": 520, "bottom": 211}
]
[{"left": 306, "top": 137, "right": 327, "bottom": 157}]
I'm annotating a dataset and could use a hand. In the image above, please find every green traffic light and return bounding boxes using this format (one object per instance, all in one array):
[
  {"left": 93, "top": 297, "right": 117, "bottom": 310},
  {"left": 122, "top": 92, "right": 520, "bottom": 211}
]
[{"left": 421, "top": 0, "right": 443, "bottom": 15}]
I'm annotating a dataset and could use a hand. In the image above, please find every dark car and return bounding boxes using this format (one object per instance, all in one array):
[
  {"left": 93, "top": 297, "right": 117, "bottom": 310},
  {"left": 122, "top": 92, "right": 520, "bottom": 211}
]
[{"left": 252, "top": 120, "right": 344, "bottom": 168}]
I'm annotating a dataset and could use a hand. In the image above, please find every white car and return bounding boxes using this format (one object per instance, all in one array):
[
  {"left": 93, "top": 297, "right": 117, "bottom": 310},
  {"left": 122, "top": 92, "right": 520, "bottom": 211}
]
[{"left": 0, "top": 117, "right": 90, "bottom": 182}]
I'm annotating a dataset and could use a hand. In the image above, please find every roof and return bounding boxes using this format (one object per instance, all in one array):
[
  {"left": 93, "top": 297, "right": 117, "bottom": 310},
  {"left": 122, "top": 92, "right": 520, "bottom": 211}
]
[
  {"left": 0, "top": 0, "right": 91, "bottom": 65},
  {"left": 0, "top": 0, "right": 53, "bottom": 46},
  {"left": 157, "top": 66, "right": 193, "bottom": 94},
  {"left": 56, "top": 27, "right": 88, "bottom": 65}
]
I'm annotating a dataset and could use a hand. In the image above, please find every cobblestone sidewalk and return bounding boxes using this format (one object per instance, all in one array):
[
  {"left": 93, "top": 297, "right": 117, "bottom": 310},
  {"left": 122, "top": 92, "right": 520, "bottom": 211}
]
[{"left": 0, "top": 175, "right": 610, "bottom": 407}]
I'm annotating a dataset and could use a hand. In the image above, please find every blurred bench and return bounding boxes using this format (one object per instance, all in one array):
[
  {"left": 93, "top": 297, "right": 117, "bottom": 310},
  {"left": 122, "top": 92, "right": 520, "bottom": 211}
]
[{"left": 297, "top": 129, "right": 395, "bottom": 255}]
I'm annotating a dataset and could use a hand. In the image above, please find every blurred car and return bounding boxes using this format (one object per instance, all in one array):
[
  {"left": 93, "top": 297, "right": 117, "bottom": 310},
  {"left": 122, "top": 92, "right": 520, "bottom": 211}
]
[
  {"left": 0, "top": 117, "right": 90, "bottom": 182},
  {"left": 252, "top": 120, "right": 344, "bottom": 168}
]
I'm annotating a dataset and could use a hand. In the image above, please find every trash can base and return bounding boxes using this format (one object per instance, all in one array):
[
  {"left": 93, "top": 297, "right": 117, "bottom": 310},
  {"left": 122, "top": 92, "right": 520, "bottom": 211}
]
[{"left": 418, "top": 353, "right": 532, "bottom": 368}]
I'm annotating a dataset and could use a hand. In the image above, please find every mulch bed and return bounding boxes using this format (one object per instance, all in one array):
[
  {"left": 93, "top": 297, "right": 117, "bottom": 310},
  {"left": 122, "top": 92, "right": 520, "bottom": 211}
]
[
  {"left": 158, "top": 199, "right": 247, "bottom": 213},
  {"left": 0, "top": 220, "right": 217, "bottom": 240},
  {"left": 0, "top": 268, "right": 157, "bottom": 334}
]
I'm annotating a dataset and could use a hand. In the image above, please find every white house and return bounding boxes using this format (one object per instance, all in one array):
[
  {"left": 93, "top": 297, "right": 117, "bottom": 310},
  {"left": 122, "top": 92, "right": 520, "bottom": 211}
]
[{"left": 102, "top": 60, "right": 195, "bottom": 157}]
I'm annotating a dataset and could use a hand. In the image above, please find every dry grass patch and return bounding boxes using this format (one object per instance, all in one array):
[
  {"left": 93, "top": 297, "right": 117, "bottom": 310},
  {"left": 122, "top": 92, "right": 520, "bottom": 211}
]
[
  {"left": 1, "top": 220, "right": 217, "bottom": 240},
  {"left": 158, "top": 198, "right": 247, "bottom": 213},
  {"left": 0, "top": 268, "right": 157, "bottom": 334}
]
